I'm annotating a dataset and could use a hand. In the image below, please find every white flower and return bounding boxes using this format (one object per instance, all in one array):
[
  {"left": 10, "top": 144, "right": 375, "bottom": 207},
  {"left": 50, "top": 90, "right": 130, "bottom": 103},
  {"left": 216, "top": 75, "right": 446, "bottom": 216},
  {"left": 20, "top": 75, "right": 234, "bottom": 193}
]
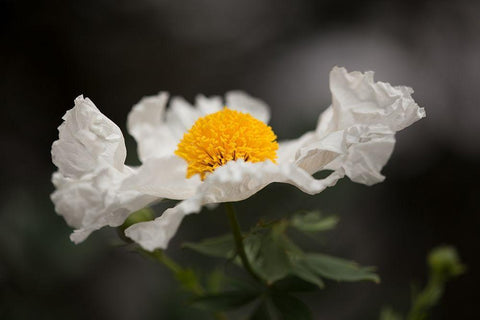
[{"left": 51, "top": 67, "right": 425, "bottom": 251}]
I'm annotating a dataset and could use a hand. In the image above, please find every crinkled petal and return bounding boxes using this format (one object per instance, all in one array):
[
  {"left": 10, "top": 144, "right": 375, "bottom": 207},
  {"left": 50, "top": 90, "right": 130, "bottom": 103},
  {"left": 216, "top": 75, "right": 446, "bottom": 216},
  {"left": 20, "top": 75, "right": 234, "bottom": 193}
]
[
  {"left": 51, "top": 168, "right": 156, "bottom": 243},
  {"left": 125, "top": 67, "right": 426, "bottom": 251},
  {"left": 226, "top": 91, "right": 271, "bottom": 123},
  {"left": 277, "top": 131, "right": 316, "bottom": 164},
  {"left": 195, "top": 94, "right": 223, "bottom": 115},
  {"left": 165, "top": 96, "right": 203, "bottom": 139},
  {"left": 318, "top": 66, "right": 426, "bottom": 134},
  {"left": 125, "top": 160, "right": 343, "bottom": 251},
  {"left": 127, "top": 93, "right": 225, "bottom": 162},
  {"left": 51, "top": 96, "right": 157, "bottom": 243},
  {"left": 120, "top": 155, "right": 201, "bottom": 200},
  {"left": 52, "top": 96, "right": 127, "bottom": 178},
  {"left": 292, "top": 67, "right": 425, "bottom": 183},
  {"left": 127, "top": 92, "right": 178, "bottom": 161}
]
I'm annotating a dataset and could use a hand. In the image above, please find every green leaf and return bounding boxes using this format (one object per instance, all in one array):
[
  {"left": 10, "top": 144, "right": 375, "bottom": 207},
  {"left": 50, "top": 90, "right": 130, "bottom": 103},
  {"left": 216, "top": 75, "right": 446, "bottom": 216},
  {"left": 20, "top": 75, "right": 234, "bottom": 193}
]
[
  {"left": 191, "top": 291, "right": 259, "bottom": 311},
  {"left": 302, "top": 253, "right": 380, "bottom": 283},
  {"left": 380, "top": 307, "right": 404, "bottom": 320},
  {"left": 123, "top": 208, "right": 155, "bottom": 228},
  {"left": 250, "top": 300, "right": 276, "bottom": 320},
  {"left": 252, "top": 222, "right": 292, "bottom": 283},
  {"left": 227, "top": 277, "right": 263, "bottom": 293},
  {"left": 271, "top": 293, "right": 313, "bottom": 320},
  {"left": 183, "top": 234, "right": 234, "bottom": 258},
  {"left": 289, "top": 261, "right": 325, "bottom": 288},
  {"left": 205, "top": 269, "right": 225, "bottom": 294},
  {"left": 277, "top": 234, "right": 325, "bottom": 288},
  {"left": 117, "top": 208, "right": 155, "bottom": 242},
  {"left": 291, "top": 210, "right": 338, "bottom": 233},
  {"left": 272, "top": 276, "right": 318, "bottom": 293},
  {"left": 175, "top": 268, "right": 204, "bottom": 295}
]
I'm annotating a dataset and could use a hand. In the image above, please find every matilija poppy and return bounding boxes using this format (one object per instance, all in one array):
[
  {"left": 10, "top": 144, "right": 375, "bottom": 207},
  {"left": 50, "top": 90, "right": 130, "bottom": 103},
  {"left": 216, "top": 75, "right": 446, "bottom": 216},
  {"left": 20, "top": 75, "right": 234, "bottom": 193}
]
[{"left": 51, "top": 66, "right": 425, "bottom": 251}]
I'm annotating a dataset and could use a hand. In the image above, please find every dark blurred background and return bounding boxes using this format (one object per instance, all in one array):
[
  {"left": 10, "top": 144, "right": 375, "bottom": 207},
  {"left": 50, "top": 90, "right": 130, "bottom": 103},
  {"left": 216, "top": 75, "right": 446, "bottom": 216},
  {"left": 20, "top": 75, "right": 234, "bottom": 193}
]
[{"left": 1, "top": 0, "right": 479, "bottom": 319}]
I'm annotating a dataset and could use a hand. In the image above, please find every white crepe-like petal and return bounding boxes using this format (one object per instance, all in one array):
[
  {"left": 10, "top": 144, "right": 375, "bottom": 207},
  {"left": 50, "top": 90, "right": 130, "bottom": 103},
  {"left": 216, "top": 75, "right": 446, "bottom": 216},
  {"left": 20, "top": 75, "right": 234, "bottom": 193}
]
[
  {"left": 120, "top": 155, "right": 201, "bottom": 200},
  {"left": 51, "top": 167, "right": 155, "bottom": 243},
  {"left": 318, "top": 66, "right": 426, "bottom": 133},
  {"left": 51, "top": 96, "right": 156, "bottom": 242},
  {"left": 53, "top": 67, "right": 425, "bottom": 249},
  {"left": 127, "top": 92, "right": 178, "bottom": 161},
  {"left": 165, "top": 96, "right": 203, "bottom": 139},
  {"left": 277, "top": 132, "right": 316, "bottom": 164},
  {"left": 127, "top": 93, "right": 225, "bottom": 162},
  {"left": 125, "top": 160, "right": 343, "bottom": 250},
  {"left": 226, "top": 91, "right": 271, "bottom": 123},
  {"left": 125, "top": 67, "right": 425, "bottom": 251},
  {"left": 52, "top": 96, "right": 127, "bottom": 178},
  {"left": 195, "top": 94, "right": 223, "bottom": 115},
  {"left": 292, "top": 67, "right": 426, "bottom": 184}
]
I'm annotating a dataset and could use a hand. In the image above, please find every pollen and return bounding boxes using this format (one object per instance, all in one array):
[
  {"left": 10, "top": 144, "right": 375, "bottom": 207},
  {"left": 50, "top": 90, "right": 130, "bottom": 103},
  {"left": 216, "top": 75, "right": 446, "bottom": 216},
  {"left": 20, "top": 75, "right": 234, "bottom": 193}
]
[{"left": 175, "top": 108, "right": 278, "bottom": 180}]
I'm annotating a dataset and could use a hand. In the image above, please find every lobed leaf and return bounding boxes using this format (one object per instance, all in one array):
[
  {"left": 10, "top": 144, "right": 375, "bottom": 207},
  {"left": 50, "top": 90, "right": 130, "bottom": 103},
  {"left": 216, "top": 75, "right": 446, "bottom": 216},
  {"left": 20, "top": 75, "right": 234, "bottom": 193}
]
[
  {"left": 290, "top": 211, "right": 339, "bottom": 233},
  {"left": 183, "top": 234, "right": 234, "bottom": 258},
  {"left": 301, "top": 253, "right": 380, "bottom": 283}
]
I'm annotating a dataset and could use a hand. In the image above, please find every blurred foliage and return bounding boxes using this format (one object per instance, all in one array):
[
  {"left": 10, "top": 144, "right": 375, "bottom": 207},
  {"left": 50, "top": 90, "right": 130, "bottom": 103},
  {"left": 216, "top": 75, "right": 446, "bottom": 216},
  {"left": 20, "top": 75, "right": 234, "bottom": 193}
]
[
  {"left": 179, "top": 208, "right": 378, "bottom": 319},
  {"left": 380, "top": 246, "right": 465, "bottom": 320}
]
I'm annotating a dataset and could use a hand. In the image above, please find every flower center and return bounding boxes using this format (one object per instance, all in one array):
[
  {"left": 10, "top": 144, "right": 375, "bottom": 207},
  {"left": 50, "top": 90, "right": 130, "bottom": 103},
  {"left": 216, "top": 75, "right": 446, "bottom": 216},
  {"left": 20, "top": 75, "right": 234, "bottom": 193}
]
[{"left": 175, "top": 108, "right": 278, "bottom": 180}]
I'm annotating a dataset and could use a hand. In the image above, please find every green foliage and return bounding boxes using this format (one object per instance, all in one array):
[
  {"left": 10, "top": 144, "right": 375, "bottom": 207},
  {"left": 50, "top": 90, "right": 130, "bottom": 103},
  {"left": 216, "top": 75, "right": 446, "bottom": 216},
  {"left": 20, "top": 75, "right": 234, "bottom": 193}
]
[
  {"left": 291, "top": 210, "right": 339, "bottom": 233},
  {"left": 271, "top": 276, "right": 318, "bottom": 293},
  {"left": 250, "top": 221, "right": 292, "bottom": 283},
  {"left": 122, "top": 208, "right": 155, "bottom": 228},
  {"left": 250, "top": 300, "right": 274, "bottom": 320},
  {"left": 183, "top": 235, "right": 235, "bottom": 258},
  {"left": 427, "top": 245, "right": 465, "bottom": 279},
  {"left": 130, "top": 207, "right": 464, "bottom": 320},
  {"left": 271, "top": 292, "right": 313, "bottom": 320},
  {"left": 191, "top": 291, "right": 259, "bottom": 311},
  {"left": 379, "top": 245, "right": 465, "bottom": 320},
  {"left": 117, "top": 208, "right": 155, "bottom": 242},
  {"left": 206, "top": 269, "right": 227, "bottom": 294},
  {"left": 300, "top": 253, "right": 380, "bottom": 283},
  {"left": 288, "top": 259, "right": 325, "bottom": 288},
  {"left": 380, "top": 307, "right": 404, "bottom": 320},
  {"left": 175, "top": 268, "right": 205, "bottom": 295},
  {"left": 183, "top": 209, "right": 379, "bottom": 318},
  {"left": 185, "top": 213, "right": 379, "bottom": 289}
]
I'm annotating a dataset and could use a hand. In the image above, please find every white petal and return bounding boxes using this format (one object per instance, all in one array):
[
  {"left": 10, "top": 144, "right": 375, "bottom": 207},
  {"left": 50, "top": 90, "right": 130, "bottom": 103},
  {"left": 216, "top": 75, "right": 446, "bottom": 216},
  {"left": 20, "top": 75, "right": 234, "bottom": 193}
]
[
  {"left": 339, "top": 125, "right": 395, "bottom": 185},
  {"left": 52, "top": 96, "right": 127, "bottom": 178},
  {"left": 293, "top": 130, "right": 347, "bottom": 175},
  {"left": 52, "top": 168, "right": 156, "bottom": 243},
  {"left": 124, "top": 205, "right": 189, "bottom": 252},
  {"left": 165, "top": 96, "right": 203, "bottom": 139},
  {"left": 125, "top": 68, "right": 425, "bottom": 251},
  {"left": 127, "top": 92, "right": 178, "bottom": 161},
  {"left": 294, "top": 67, "right": 425, "bottom": 183},
  {"left": 319, "top": 66, "right": 426, "bottom": 133},
  {"left": 120, "top": 155, "right": 201, "bottom": 200},
  {"left": 277, "top": 131, "right": 316, "bottom": 165},
  {"left": 51, "top": 96, "right": 156, "bottom": 243},
  {"left": 125, "top": 160, "right": 343, "bottom": 251},
  {"left": 126, "top": 92, "right": 270, "bottom": 165},
  {"left": 195, "top": 94, "right": 223, "bottom": 115},
  {"left": 225, "top": 91, "right": 271, "bottom": 123}
]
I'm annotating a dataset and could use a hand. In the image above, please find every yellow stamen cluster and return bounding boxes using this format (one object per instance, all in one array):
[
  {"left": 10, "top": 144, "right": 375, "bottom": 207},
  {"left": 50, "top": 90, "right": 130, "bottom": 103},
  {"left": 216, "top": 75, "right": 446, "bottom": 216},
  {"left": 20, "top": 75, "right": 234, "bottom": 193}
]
[{"left": 175, "top": 108, "right": 278, "bottom": 180}]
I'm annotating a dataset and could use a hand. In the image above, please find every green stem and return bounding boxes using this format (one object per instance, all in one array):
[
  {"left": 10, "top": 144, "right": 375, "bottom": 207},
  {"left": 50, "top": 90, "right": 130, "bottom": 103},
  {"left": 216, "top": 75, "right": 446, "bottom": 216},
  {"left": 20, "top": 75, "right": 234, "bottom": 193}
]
[
  {"left": 145, "top": 249, "right": 205, "bottom": 296},
  {"left": 151, "top": 250, "right": 183, "bottom": 274},
  {"left": 406, "top": 274, "right": 444, "bottom": 320},
  {"left": 149, "top": 250, "right": 228, "bottom": 320},
  {"left": 225, "top": 203, "right": 263, "bottom": 283}
]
